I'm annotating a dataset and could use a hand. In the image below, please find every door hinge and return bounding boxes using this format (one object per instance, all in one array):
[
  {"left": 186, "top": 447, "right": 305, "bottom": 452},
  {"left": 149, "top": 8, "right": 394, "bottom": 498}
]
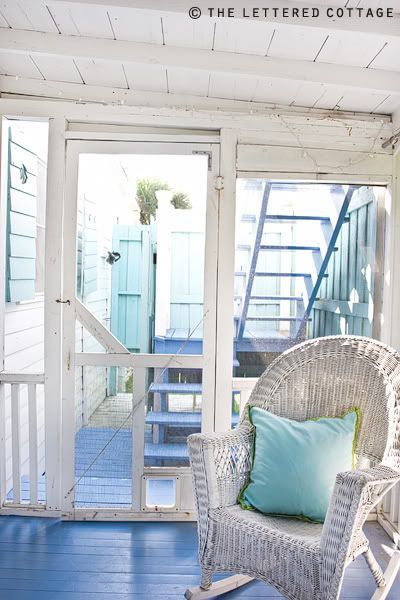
[
  {"left": 215, "top": 176, "right": 224, "bottom": 191},
  {"left": 192, "top": 150, "right": 212, "bottom": 171}
]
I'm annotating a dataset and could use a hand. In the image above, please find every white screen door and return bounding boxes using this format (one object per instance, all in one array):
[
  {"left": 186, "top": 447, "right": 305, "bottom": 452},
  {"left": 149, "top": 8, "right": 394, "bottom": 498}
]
[{"left": 61, "top": 140, "right": 219, "bottom": 518}]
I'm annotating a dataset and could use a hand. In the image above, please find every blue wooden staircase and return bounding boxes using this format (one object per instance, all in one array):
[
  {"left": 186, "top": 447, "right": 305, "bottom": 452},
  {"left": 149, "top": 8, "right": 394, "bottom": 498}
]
[
  {"left": 143, "top": 183, "right": 357, "bottom": 463},
  {"left": 236, "top": 183, "right": 356, "bottom": 352}
]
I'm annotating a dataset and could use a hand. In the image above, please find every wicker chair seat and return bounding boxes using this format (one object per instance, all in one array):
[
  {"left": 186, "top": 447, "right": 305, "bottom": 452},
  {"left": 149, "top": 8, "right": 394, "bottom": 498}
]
[{"left": 211, "top": 504, "right": 323, "bottom": 545}]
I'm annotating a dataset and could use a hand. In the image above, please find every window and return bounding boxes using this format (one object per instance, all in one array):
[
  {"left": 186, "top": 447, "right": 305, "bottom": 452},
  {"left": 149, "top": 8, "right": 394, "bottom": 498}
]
[
  {"left": 4, "top": 119, "right": 48, "bottom": 303},
  {"left": 233, "top": 180, "right": 385, "bottom": 378}
]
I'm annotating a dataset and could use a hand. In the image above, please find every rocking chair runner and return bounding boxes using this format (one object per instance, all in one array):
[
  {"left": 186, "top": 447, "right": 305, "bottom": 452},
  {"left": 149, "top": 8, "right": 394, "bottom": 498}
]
[{"left": 185, "top": 336, "right": 400, "bottom": 600}]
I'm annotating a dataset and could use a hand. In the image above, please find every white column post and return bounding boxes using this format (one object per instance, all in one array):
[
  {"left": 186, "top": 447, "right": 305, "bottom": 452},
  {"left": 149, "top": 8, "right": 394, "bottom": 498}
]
[
  {"left": 44, "top": 117, "right": 66, "bottom": 511},
  {"left": 0, "top": 116, "right": 7, "bottom": 373},
  {"left": 0, "top": 116, "right": 8, "bottom": 505},
  {"left": 382, "top": 151, "right": 400, "bottom": 350},
  {"left": 60, "top": 141, "right": 79, "bottom": 515},
  {"left": 132, "top": 366, "right": 146, "bottom": 512},
  {"left": 154, "top": 190, "right": 172, "bottom": 337},
  {"left": 201, "top": 146, "right": 220, "bottom": 434},
  {"left": 214, "top": 129, "right": 237, "bottom": 432}
]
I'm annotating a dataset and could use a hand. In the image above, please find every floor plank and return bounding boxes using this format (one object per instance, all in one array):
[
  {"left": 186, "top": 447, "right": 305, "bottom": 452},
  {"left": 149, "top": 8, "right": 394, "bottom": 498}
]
[{"left": 0, "top": 517, "right": 398, "bottom": 599}]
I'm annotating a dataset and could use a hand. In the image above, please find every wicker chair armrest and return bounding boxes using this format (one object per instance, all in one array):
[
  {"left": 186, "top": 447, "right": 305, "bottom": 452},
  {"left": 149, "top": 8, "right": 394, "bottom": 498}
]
[
  {"left": 187, "top": 425, "right": 254, "bottom": 510},
  {"left": 320, "top": 464, "right": 400, "bottom": 598}
]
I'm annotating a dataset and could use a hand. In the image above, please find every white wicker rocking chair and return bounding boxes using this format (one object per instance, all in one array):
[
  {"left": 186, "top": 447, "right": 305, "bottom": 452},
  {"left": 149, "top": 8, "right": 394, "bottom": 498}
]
[{"left": 185, "top": 336, "right": 400, "bottom": 600}]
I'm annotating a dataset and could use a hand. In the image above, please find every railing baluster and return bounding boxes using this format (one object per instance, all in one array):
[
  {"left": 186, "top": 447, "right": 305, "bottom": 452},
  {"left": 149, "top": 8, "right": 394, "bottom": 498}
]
[
  {"left": 396, "top": 482, "right": 400, "bottom": 531},
  {"left": 390, "top": 481, "right": 399, "bottom": 526},
  {"left": 383, "top": 489, "right": 391, "bottom": 513},
  {"left": 11, "top": 383, "right": 21, "bottom": 504},
  {"left": 28, "top": 384, "right": 38, "bottom": 505},
  {"left": 132, "top": 367, "right": 146, "bottom": 512},
  {"left": 0, "top": 374, "right": 44, "bottom": 509}
]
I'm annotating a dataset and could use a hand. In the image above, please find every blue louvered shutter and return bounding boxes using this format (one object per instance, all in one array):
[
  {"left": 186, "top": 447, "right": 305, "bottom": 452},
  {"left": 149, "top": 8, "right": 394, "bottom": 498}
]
[{"left": 6, "top": 128, "right": 37, "bottom": 303}]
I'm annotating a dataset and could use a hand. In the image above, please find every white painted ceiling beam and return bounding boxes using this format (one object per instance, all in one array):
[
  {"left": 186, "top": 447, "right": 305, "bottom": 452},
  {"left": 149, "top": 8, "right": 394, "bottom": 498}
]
[
  {"left": 0, "top": 95, "right": 392, "bottom": 151},
  {"left": 0, "top": 75, "right": 393, "bottom": 136},
  {"left": 38, "top": 0, "right": 400, "bottom": 38},
  {"left": 1, "top": 29, "right": 400, "bottom": 96}
]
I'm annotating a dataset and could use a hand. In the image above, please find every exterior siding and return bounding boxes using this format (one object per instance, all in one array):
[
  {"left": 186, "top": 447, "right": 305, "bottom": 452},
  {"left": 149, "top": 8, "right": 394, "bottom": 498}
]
[{"left": 311, "top": 187, "right": 379, "bottom": 338}]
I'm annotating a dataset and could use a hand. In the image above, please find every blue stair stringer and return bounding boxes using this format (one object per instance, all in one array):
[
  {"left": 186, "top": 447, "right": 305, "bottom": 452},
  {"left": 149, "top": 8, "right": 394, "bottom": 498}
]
[{"left": 237, "top": 183, "right": 357, "bottom": 351}]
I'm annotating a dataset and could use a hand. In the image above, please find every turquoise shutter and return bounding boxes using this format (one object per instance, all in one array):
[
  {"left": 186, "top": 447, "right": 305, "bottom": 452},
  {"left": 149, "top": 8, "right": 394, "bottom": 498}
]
[
  {"left": 110, "top": 224, "right": 152, "bottom": 352},
  {"left": 6, "top": 128, "right": 37, "bottom": 303}
]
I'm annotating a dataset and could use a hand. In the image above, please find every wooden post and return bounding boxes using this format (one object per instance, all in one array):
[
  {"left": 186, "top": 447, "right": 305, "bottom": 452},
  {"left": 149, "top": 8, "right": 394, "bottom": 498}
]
[
  {"left": 382, "top": 153, "right": 400, "bottom": 350},
  {"left": 132, "top": 367, "right": 146, "bottom": 512},
  {"left": 11, "top": 384, "right": 21, "bottom": 504},
  {"left": 44, "top": 117, "right": 66, "bottom": 511},
  {"left": 154, "top": 190, "right": 172, "bottom": 338},
  {"left": 0, "top": 116, "right": 7, "bottom": 374},
  {"left": 28, "top": 384, "right": 38, "bottom": 505},
  {"left": 214, "top": 130, "right": 237, "bottom": 432},
  {"left": 201, "top": 144, "right": 220, "bottom": 435},
  {"left": 60, "top": 140, "right": 79, "bottom": 515},
  {"left": 0, "top": 116, "right": 8, "bottom": 506}
]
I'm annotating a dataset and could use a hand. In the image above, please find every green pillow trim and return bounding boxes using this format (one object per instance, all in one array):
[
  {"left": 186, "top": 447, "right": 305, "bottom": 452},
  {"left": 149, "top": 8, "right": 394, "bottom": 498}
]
[{"left": 237, "top": 406, "right": 361, "bottom": 523}]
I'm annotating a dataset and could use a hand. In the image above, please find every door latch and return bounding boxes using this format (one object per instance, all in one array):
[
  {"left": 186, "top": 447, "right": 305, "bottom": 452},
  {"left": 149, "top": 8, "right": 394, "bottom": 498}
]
[{"left": 215, "top": 176, "right": 224, "bottom": 191}]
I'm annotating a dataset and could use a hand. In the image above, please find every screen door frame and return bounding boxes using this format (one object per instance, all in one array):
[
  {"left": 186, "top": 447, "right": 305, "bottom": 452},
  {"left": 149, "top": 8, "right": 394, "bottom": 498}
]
[{"left": 61, "top": 139, "right": 220, "bottom": 518}]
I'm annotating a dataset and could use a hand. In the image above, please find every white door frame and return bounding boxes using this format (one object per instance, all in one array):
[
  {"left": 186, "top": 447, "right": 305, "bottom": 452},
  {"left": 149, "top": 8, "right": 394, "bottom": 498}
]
[{"left": 61, "top": 139, "right": 220, "bottom": 517}]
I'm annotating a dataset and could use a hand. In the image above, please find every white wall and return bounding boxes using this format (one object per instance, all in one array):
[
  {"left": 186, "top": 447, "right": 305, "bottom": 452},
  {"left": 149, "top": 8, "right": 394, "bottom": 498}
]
[{"left": 74, "top": 192, "right": 113, "bottom": 430}]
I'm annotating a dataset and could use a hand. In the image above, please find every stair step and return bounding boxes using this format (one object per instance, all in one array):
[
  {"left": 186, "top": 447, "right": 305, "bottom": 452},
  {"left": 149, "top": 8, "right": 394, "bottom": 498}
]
[
  {"left": 247, "top": 316, "right": 312, "bottom": 322},
  {"left": 240, "top": 214, "right": 349, "bottom": 225},
  {"left": 254, "top": 272, "right": 328, "bottom": 278},
  {"left": 265, "top": 214, "right": 350, "bottom": 224},
  {"left": 237, "top": 244, "right": 337, "bottom": 254},
  {"left": 147, "top": 411, "right": 201, "bottom": 427},
  {"left": 149, "top": 383, "right": 202, "bottom": 395},
  {"left": 146, "top": 411, "right": 239, "bottom": 427},
  {"left": 145, "top": 443, "right": 189, "bottom": 460},
  {"left": 250, "top": 295, "right": 304, "bottom": 301},
  {"left": 241, "top": 214, "right": 256, "bottom": 223},
  {"left": 266, "top": 214, "right": 330, "bottom": 222},
  {"left": 259, "top": 245, "right": 332, "bottom": 252}
]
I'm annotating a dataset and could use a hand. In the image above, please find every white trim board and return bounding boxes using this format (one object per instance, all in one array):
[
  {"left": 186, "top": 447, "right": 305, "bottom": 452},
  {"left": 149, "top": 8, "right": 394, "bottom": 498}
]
[
  {"left": 1, "top": 29, "right": 400, "bottom": 97},
  {"left": 0, "top": 88, "right": 392, "bottom": 126},
  {"left": 0, "top": 98, "right": 394, "bottom": 159},
  {"left": 237, "top": 144, "right": 393, "bottom": 177}
]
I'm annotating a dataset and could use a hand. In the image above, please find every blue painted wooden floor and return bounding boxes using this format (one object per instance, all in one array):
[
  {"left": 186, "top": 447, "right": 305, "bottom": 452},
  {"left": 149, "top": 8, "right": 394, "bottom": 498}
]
[{"left": 0, "top": 517, "right": 399, "bottom": 599}]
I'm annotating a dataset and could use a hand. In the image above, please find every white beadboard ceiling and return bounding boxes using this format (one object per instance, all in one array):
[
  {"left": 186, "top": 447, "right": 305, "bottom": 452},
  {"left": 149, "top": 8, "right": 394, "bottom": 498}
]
[{"left": 0, "top": 0, "right": 399, "bottom": 117}]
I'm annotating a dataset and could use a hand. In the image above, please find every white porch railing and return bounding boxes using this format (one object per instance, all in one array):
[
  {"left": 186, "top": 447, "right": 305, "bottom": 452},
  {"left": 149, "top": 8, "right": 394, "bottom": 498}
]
[
  {"left": 2, "top": 368, "right": 399, "bottom": 536},
  {"left": 0, "top": 372, "right": 45, "bottom": 510},
  {"left": 380, "top": 483, "right": 400, "bottom": 543}
]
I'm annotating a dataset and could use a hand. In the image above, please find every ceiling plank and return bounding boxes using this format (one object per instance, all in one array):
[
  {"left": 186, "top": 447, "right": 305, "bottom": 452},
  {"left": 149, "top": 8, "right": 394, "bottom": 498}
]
[
  {"left": 40, "top": 0, "right": 400, "bottom": 38},
  {"left": 1, "top": 29, "right": 400, "bottom": 96}
]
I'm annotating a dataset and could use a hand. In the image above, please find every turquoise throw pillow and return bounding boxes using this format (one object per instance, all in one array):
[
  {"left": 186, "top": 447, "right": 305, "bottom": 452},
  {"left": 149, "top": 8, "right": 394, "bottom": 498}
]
[{"left": 238, "top": 407, "right": 360, "bottom": 523}]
